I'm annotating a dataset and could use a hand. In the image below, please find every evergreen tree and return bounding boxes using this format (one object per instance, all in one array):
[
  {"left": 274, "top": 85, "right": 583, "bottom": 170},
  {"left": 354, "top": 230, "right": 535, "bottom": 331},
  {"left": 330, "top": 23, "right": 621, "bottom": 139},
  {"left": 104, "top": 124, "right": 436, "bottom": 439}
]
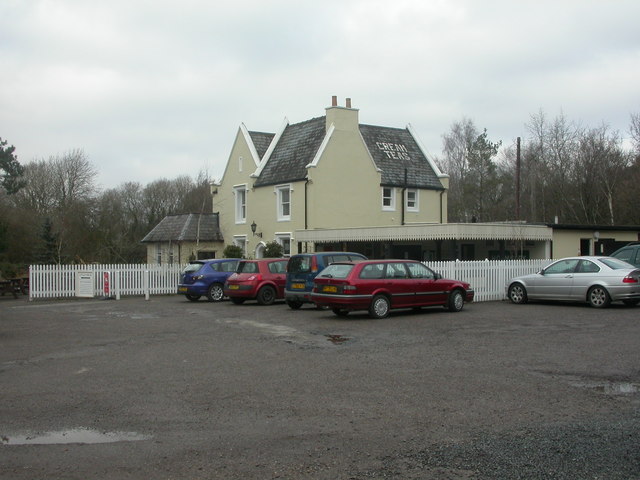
[{"left": 0, "top": 138, "right": 25, "bottom": 194}]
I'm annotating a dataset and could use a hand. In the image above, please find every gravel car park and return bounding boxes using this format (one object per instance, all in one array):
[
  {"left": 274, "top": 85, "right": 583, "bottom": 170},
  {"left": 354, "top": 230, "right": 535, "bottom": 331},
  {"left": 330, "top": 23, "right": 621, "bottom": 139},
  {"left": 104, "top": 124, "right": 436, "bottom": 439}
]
[{"left": 1, "top": 295, "right": 639, "bottom": 479}]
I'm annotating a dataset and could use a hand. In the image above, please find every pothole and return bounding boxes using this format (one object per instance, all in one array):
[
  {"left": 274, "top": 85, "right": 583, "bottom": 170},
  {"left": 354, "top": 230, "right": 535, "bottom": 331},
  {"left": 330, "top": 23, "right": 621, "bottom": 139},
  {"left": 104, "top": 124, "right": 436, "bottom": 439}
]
[
  {"left": 1, "top": 428, "right": 151, "bottom": 445},
  {"left": 325, "top": 334, "right": 350, "bottom": 345}
]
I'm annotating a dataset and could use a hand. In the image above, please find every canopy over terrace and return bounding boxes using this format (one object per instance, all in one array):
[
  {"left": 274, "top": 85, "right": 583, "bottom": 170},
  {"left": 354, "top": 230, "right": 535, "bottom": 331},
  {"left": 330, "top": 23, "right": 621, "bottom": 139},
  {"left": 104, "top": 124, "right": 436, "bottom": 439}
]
[{"left": 294, "top": 223, "right": 553, "bottom": 260}]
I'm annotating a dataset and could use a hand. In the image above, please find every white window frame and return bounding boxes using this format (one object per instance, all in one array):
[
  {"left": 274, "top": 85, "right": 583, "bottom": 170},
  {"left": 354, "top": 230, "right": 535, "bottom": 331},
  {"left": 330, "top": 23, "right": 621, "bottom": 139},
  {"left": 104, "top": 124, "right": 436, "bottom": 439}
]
[
  {"left": 382, "top": 187, "right": 396, "bottom": 211},
  {"left": 234, "top": 185, "right": 247, "bottom": 224},
  {"left": 275, "top": 184, "right": 292, "bottom": 221},
  {"left": 275, "top": 233, "right": 292, "bottom": 256},
  {"left": 233, "top": 235, "right": 247, "bottom": 257},
  {"left": 406, "top": 188, "right": 419, "bottom": 212}
]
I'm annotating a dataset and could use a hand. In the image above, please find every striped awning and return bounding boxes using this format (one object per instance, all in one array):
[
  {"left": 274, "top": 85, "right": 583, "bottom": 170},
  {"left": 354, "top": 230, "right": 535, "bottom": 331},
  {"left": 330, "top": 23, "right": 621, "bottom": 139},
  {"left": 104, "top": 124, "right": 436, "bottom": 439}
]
[{"left": 294, "top": 223, "right": 553, "bottom": 243}]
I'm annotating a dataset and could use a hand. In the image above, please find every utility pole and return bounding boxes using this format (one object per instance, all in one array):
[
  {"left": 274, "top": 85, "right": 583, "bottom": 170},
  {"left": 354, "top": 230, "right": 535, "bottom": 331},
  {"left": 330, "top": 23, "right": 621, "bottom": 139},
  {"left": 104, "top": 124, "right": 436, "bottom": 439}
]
[{"left": 515, "top": 137, "right": 521, "bottom": 220}]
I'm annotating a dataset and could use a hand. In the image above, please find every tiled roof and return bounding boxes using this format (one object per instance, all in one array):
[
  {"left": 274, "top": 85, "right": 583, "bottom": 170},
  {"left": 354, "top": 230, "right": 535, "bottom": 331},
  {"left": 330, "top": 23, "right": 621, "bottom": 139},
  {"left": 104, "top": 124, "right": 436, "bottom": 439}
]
[
  {"left": 249, "top": 131, "right": 275, "bottom": 160},
  {"left": 359, "top": 124, "right": 444, "bottom": 190},
  {"left": 253, "top": 116, "right": 326, "bottom": 187},
  {"left": 141, "top": 213, "right": 223, "bottom": 243},
  {"left": 250, "top": 116, "right": 443, "bottom": 190}
]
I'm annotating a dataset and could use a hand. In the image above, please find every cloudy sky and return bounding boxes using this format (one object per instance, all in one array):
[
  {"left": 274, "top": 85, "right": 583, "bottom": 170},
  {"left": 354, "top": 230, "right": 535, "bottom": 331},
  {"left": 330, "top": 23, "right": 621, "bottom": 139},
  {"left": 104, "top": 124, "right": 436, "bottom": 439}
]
[{"left": 1, "top": 0, "right": 638, "bottom": 188}]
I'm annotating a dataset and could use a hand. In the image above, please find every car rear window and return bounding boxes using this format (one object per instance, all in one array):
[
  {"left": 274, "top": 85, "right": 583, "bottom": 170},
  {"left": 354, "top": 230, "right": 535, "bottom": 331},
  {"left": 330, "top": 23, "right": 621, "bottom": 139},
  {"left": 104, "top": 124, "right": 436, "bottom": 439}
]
[
  {"left": 183, "top": 262, "right": 205, "bottom": 273},
  {"left": 600, "top": 257, "right": 635, "bottom": 270},
  {"left": 237, "top": 262, "right": 258, "bottom": 273},
  {"left": 317, "top": 264, "right": 354, "bottom": 279},
  {"left": 288, "top": 256, "right": 311, "bottom": 273}
]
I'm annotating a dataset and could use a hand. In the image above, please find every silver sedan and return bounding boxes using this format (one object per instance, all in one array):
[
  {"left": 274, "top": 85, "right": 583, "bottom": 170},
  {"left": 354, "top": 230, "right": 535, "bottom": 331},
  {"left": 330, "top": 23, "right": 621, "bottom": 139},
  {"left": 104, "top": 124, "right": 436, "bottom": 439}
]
[{"left": 507, "top": 256, "right": 640, "bottom": 308}]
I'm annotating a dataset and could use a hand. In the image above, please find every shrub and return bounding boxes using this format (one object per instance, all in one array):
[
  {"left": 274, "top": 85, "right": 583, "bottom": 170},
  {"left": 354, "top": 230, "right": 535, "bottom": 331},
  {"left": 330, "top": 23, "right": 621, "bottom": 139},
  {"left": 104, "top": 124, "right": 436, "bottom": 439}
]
[
  {"left": 263, "top": 241, "right": 283, "bottom": 258},
  {"left": 223, "top": 244, "right": 244, "bottom": 258}
]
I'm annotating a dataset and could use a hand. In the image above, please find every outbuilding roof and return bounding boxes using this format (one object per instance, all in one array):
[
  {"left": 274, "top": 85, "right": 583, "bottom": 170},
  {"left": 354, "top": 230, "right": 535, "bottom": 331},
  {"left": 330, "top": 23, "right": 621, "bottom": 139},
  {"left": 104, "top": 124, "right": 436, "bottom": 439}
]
[{"left": 141, "top": 213, "right": 223, "bottom": 243}]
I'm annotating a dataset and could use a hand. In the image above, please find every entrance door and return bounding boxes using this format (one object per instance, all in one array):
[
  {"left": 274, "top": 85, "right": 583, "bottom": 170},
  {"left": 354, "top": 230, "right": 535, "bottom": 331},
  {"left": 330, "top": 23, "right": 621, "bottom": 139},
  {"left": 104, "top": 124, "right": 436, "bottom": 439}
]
[{"left": 391, "top": 245, "right": 421, "bottom": 260}]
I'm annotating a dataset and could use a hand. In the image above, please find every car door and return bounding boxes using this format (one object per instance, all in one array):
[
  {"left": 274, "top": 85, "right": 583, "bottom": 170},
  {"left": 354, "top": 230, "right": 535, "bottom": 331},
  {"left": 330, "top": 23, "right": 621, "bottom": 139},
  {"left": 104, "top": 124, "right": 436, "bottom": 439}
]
[
  {"left": 571, "top": 259, "right": 601, "bottom": 300},
  {"left": 383, "top": 262, "right": 415, "bottom": 307},
  {"left": 267, "top": 260, "right": 288, "bottom": 296},
  {"left": 531, "top": 259, "right": 579, "bottom": 300},
  {"left": 406, "top": 262, "right": 444, "bottom": 306}
]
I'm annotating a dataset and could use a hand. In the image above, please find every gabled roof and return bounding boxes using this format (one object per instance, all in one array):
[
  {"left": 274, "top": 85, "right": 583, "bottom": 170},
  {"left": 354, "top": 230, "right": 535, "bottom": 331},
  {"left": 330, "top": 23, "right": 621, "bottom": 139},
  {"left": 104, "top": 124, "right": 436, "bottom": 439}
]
[
  {"left": 141, "top": 213, "right": 223, "bottom": 243},
  {"left": 359, "top": 124, "right": 444, "bottom": 190},
  {"left": 247, "top": 115, "right": 444, "bottom": 190},
  {"left": 253, "top": 116, "right": 327, "bottom": 187},
  {"left": 248, "top": 131, "right": 275, "bottom": 160}
]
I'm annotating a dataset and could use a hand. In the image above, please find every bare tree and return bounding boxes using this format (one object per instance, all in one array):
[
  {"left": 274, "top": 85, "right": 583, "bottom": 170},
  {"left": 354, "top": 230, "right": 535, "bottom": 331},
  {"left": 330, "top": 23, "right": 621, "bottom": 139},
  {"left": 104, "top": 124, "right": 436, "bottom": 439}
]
[
  {"left": 438, "top": 118, "right": 478, "bottom": 222},
  {"left": 630, "top": 113, "right": 640, "bottom": 154}
]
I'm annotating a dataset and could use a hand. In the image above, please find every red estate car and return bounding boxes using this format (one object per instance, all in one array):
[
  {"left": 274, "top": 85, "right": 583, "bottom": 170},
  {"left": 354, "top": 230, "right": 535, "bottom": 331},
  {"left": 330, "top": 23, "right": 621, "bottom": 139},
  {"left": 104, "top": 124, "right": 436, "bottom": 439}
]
[
  {"left": 224, "top": 258, "right": 288, "bottom": 305},
  {"left": 311, "top": 259, "right": 474, "bottom": 318}
]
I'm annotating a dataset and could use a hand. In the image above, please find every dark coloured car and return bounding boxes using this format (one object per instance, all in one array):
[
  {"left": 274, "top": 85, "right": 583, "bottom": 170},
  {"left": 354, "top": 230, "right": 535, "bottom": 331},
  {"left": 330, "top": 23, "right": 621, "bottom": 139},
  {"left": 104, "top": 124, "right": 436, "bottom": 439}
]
[
  {"left": 610, "top": 242, "right": 640, "bottom": 268},
  {"left": 178, "top": 259, "right": 240, "bottom": 302},
  {"left": 224, "top": 258, "right": 288, "bottom": 305},
  {"left": 285, "top": 252, "right": 367, "bottom": 309},
  {"left": 311, "top": 259, "right": 474, "bottom": 319},
  {"left": 507, "top": 256, "right": 640, "bottom": 308}
]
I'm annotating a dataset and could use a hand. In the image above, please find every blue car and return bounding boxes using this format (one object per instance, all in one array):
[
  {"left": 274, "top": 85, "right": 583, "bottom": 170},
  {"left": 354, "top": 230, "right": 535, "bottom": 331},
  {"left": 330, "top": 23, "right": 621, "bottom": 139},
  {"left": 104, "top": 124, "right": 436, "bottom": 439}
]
[
  {"left": 285, "top": 252, "right": 367, "bottom": 309},
  {"left": 178, "top": 259, "right": 240, "bottom": 302}
]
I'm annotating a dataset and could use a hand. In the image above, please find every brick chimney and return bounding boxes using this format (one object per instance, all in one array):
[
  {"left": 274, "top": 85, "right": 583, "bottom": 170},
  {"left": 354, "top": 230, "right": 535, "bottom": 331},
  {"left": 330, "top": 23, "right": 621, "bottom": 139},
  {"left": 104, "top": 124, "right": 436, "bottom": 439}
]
[{"left": 325, "top": 96, "right": 358, "bottom": 132}]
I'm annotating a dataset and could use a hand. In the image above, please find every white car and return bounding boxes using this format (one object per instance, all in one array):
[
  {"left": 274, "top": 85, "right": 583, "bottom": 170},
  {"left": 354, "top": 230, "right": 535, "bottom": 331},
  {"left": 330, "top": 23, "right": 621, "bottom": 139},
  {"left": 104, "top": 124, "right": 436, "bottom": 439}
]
[{"left": 507, "top": 256, "right": 640, "bottom": 308}]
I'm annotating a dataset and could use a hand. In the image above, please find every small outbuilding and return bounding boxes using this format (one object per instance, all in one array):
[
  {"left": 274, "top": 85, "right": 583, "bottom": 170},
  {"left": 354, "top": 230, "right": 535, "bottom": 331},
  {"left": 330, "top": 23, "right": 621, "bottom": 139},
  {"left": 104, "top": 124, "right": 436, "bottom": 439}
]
[{"left": 141, "top": 213, "right": 224, "bottom": 264}]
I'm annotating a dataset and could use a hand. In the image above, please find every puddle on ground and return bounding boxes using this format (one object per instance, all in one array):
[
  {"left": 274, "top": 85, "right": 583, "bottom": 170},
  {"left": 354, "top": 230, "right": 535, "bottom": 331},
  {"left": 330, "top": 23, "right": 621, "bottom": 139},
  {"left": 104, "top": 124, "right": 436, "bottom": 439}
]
[
  {"left": 571, "top": 381, "right": 640, "bottom": 395},
  {"left": 1, "top": 428, "right": 151, "bottom": 445},
  {"left": 325, "top": 334, "right": 350, "bottom": 345}
]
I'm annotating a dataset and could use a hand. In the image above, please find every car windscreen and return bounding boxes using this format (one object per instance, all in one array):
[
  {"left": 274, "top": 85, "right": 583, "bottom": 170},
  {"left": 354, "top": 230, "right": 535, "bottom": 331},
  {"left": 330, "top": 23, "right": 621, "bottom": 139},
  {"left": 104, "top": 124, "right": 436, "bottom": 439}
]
[
  {"left": 599, "top": 257, "right": 635, "bottom": 270},
  {"left": 183, "top": 262, "right": 205, "bottom": 273},
  {"left": 316, "top": 264, "right": 353, "bottom": 279}
]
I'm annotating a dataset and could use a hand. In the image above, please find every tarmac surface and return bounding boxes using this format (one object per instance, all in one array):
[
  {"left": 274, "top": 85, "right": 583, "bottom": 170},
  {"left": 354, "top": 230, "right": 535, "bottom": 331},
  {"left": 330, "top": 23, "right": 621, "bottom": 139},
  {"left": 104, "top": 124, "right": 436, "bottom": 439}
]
[{"left": 1, "top": 294, "right": 639, "bottom": 479}]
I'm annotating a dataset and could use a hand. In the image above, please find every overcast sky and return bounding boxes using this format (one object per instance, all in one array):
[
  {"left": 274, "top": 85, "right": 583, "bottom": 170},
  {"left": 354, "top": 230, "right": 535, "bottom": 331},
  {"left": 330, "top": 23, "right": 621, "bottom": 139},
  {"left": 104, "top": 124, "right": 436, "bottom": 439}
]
[{"left": 1, "top": 0, "right": 639, "bottom": 189}]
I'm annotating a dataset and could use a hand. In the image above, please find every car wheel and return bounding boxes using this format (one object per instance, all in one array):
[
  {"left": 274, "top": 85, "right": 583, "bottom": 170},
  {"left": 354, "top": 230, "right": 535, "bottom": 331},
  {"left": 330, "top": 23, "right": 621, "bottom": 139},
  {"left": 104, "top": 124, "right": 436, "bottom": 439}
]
[
  {"left": 369, "top": 295, "right": 390, "bottom": 319},
  {"left": 588, "top": 286, "right": 611, "bottom": 308},
  {"left": 206, "top": 283, "right": 224, "bottom": 302},
  {"left": 508, "top": 283, "right": 528, "bottom": 304},
  {"left": 286, "top": 300, "right": 303, "bottom": 310},
  {"left": 230, "top": 297, "right": 245, "bottom": 305},
  {"left": 448, "top": 289, "right": 465, "bottom": 312},
  {"left": 622, "top": 299, "right": 639, "bottom": 307},
  {"left": 256, "top": 286, "right": 276, "bottom": 305},
  {"left": 332, "top": 308, "right": 349, "bottom": 317},
  {"left": 185, "top": 294, "right": 201, "bottom": 302}
]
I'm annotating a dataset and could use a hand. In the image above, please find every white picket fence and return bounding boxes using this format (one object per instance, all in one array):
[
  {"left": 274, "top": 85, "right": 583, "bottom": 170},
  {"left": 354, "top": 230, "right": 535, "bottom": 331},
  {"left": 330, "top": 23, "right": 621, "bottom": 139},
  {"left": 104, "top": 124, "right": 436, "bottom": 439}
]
[
  {"left": 28, "top": 264, "right": 186, "bottom": 300},
  {"left": 28, "top": 259, "right": 551, "bottom": 302},
  {"left": 425, "top": 259, "right": 550, "bottom": 302}
]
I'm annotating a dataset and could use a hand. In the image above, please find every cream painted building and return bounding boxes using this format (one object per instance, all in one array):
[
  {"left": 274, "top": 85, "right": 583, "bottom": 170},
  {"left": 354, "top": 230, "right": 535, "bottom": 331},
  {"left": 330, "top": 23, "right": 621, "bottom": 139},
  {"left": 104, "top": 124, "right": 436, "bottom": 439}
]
[
  {"left": 211, "top": 98, "right": 639, "bottom": 261},
  {"left": 214, "top": 97, "right": 451, "bottom": 259}
]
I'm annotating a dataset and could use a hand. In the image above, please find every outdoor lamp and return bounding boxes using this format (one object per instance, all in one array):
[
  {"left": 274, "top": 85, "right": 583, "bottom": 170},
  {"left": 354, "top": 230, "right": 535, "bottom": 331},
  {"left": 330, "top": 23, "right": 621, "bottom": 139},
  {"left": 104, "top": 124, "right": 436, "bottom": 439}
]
[{"left": 251, "top": 221, "right": 262, "bottom": 237}]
